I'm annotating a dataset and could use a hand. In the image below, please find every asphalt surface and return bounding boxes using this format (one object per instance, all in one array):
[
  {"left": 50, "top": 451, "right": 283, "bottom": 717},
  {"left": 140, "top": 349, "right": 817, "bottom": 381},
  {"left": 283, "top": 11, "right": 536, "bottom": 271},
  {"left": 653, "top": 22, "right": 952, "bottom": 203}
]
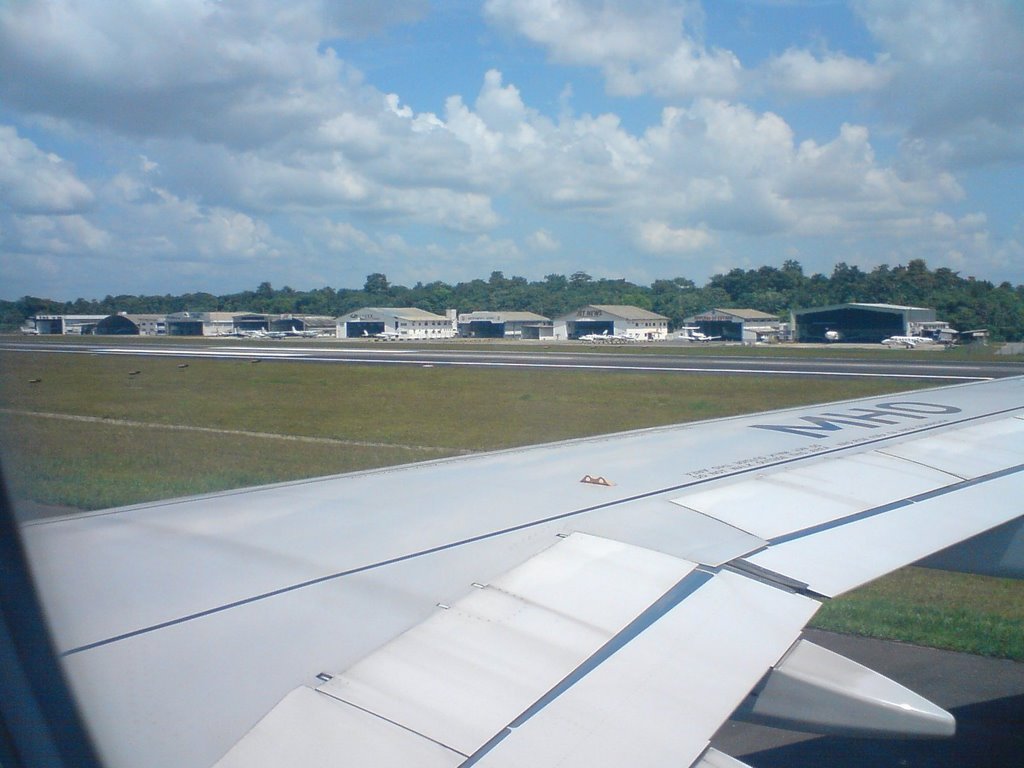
[
  {"left": 3, "top": 338, "right": 1024, "bottom": 381},
  {"left": 713, "top": 629, "right": 1024, "bottom": 768}
]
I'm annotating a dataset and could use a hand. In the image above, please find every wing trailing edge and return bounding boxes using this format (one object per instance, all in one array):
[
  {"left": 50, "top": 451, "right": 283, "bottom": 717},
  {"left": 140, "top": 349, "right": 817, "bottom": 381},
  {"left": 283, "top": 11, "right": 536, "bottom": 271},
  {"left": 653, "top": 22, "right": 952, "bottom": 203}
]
[{"left": 215, "top": 533, "right": 819, "bottom": 767}]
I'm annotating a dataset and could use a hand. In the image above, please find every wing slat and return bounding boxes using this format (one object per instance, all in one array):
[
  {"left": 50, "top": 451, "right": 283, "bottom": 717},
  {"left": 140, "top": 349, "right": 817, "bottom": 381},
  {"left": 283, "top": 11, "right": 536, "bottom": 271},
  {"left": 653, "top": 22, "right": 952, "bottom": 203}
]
[{"left": 747, "top": 469, "right": 1024, "bottom": 596}]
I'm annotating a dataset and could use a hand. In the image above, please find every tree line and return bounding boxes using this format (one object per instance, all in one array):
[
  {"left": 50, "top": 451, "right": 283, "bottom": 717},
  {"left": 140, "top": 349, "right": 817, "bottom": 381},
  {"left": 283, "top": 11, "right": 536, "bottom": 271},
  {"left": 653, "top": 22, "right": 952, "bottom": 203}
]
[{"left": 4, "top": 259, "right": 1023, "bottom": 340}]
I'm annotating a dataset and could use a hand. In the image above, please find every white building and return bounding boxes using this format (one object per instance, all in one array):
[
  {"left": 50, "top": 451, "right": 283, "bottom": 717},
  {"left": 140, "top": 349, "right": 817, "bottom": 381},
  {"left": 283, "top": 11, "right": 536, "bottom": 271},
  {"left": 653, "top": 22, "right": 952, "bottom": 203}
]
[
  {"left": 165, "top": 312, "right": 251, "bottom": 336},
  {"left": 553, "top": 305, "right": 669, "bottom": 341},
  {"left": 337, "top": 308, "right": 457, "bottom": 339},
  {"left": 29, "top": 314, "right": 108, "bottom": 334}
]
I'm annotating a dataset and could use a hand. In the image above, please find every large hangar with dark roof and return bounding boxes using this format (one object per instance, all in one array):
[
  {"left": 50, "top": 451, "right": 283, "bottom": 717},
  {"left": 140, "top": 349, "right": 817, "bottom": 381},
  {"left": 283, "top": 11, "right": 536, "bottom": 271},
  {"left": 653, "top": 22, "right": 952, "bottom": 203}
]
[
  {"left": 793, "top": 303, "right": 936, "bottom": 343},
  {"left": 95, "top": 314, "right": 167, "bottom": 335}
]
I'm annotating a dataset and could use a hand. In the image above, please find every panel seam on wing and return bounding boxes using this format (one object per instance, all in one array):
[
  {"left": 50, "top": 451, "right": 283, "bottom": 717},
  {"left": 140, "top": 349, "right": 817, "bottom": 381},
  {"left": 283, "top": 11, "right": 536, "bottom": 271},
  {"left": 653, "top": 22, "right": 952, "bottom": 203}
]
[
  {"left": 766, "top": 463, "right": 1024, "bottom": 547},
  {"left": 315, "top": 688, "right": 471, "bottom": 758}
]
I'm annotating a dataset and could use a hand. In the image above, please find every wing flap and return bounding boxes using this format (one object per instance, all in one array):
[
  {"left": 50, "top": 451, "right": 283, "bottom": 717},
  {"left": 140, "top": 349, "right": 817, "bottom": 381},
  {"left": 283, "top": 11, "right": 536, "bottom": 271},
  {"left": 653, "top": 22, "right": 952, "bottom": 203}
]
[
  {"left": 318, "top": 533, "right": 698, "bottom": 756},
  {"left": 216, "top": 533, "right": 819, "bottom": 767},
  {"left": 214, "top": 686, "right": 463, "bottom": 768},
  {"left": 467, "top": 569, "right": 818, "bottom": 767}
]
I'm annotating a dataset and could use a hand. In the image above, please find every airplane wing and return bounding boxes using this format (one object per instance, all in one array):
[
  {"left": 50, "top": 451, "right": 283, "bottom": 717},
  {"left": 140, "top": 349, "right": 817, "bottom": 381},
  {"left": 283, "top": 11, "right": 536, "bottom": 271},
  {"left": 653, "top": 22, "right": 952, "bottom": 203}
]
[{"left": 18, "top": 376, "right": 1024, "bottom": 768}]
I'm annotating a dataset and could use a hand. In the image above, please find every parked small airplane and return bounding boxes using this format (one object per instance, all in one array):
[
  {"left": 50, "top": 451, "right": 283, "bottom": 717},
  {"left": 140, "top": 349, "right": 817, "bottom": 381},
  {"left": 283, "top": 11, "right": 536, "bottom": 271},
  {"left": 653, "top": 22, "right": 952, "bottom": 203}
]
[
  {"left": 881, "top": 335, "right": 936, "bottom": 348},
  {"left": 284, "top": 327, "right": 322, "bottom": 338},
  {"left": 675, "top": 326, "right": 721, "bottom": 342},
  {"left": 579, "top": 330, "right": 631, "bottom": 343},
  {"left": 362, "top": 328, "right": 401, "bottom": 340},
  {"left": 246, "top": 328, "right": 287, "bottom": 339}
]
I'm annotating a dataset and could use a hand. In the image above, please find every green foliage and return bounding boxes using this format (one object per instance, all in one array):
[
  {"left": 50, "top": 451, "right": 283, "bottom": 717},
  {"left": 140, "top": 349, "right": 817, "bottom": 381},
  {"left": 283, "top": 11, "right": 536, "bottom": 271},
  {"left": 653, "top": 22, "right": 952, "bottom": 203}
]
[
  {"left": 812, "top": 567, "right": 1024, "bottom": 660},
  {"left": 3, "top": 260, "right": 1023, "bottom": 339}
]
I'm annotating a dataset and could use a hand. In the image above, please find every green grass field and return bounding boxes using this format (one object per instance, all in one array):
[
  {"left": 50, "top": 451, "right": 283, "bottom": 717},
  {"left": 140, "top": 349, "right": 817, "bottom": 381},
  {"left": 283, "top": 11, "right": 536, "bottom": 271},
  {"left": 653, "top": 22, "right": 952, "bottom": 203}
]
[{"left": 1, "top": 344, "right": 1021, "bottom": 659}]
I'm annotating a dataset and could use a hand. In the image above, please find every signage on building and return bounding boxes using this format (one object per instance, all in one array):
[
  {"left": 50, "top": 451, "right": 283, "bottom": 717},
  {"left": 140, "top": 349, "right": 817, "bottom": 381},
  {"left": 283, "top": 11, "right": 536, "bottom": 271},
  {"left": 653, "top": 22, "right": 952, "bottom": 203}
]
[{"left": 693, "top": 313, "right": 735, "bottom": 322}]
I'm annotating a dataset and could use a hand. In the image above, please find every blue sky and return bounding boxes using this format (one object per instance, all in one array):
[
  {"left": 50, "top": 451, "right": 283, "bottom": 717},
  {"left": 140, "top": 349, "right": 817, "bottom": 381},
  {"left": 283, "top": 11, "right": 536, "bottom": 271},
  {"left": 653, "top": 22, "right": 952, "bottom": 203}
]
[{"left": 1, "top": 0, "right": 1022, "bottom": 300}]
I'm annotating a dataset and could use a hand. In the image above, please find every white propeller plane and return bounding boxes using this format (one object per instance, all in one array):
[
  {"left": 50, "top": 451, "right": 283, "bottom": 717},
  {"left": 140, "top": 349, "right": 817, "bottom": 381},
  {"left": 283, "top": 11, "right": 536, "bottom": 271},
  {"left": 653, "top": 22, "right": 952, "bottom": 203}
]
[
  {"left": 881, "top": 335, "right": 936, "bottom": 348},
  {"left": 675, "top": 326, "right": 721, "bottom": 342}
]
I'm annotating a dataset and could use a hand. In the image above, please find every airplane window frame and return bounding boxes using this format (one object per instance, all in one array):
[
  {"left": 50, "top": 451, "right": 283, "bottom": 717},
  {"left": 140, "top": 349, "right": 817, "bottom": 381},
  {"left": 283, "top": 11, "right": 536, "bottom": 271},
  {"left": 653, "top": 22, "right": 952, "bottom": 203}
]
[{"left": 0, "top": 463, "right": 104, "bottom": 768}]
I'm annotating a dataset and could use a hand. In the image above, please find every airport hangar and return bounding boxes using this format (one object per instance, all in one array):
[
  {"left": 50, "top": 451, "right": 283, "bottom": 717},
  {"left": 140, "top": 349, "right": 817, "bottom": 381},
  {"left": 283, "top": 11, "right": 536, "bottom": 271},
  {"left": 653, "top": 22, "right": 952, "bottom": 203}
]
[
  {"left": 684, "top": 308, "right": 785, "bottom": 342},
  {"left": 164, "top": 312, "right": 272, "bottom": 336},
  {"left": 553, "top": 305, "right": 670, "bottom": 340},
  {"left": 92, "top": 313, "right": 335, "bottom": 336},
  {"left": 336, "top": 307, "right": 458, "bottom": 339},
  {"left": 94, "top": 314, "right": 168, "bottom": 335},
  {"left": 270, "top": 315, "right": 336, "bottom": 335},
  {"left": 29, "top": 314, "right": 108, "bottom": 335},
  {"left": 457, "top": 311, "right": 552, "bottom": 339},
  {"left": 791, "top": 303, "right": 941, "bottom": 343}
]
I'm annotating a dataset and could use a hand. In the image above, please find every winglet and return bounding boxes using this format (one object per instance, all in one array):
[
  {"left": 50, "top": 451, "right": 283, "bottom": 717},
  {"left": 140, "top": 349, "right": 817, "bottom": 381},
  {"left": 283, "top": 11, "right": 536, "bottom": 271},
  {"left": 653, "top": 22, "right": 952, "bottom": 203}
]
[
  {"left": 733, "top": 639, "right": 955, "bottom": 738},
  {"left": 691, "top": 747, "right": 754, "bottom": 768}
]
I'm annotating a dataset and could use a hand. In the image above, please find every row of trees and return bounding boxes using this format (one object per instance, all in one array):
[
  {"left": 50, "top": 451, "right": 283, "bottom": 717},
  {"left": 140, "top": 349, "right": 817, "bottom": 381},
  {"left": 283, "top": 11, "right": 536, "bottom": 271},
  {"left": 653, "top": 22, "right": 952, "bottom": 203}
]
[{"left": 4, "top": 259, "right": 1024, "bottom": 340}]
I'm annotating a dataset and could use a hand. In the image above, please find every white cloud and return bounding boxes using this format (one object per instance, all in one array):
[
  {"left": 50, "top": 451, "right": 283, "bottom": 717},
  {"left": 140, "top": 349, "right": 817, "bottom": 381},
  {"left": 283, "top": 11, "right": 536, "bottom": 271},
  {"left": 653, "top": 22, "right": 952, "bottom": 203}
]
[
  {"left": 313, "top": 219, "right": 383, "bottom": 254},
  {"left": 0, "top": 126, "right": 94, "bottom": 214},
  {"left": 637, "top": 221, "right": 712, "bottom": 253},
  {"left": 526, "top": 229, "right": 560, "bottom": 251},
  {"left": 0, "top": 1, "right": 409, "bottom": 146},
  {"left": 484, "top": 0, "right": 742, "bottom": 98},
  {"left": 854, "top": 0, "right": 1024, "bottom": 166},
  {"left": 1, "top": 2, "right": 1019, "bottom": 295},
  {"left": 764, "top": 48, "right": 891, "bottom": 97},
  {"left": 4, "top": 213, "right": 110, "bottom": 255}
]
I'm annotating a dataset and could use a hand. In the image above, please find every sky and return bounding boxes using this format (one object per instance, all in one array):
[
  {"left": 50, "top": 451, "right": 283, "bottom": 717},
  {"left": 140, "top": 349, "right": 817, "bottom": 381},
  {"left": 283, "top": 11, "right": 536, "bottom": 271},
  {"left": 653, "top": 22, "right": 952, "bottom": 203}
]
[{"left": 1, "top": 0, "right": 1022, "bottom": 301}]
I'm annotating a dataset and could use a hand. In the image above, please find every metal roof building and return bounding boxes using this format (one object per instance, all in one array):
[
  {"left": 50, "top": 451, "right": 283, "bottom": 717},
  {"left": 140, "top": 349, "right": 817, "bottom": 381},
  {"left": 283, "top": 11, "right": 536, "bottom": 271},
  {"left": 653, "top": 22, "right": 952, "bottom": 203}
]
[
  {"left": 29, "top": 314, "right": 108, "bottom": 335},
  {"left": 553, "top": 305, "right": 669, "bottom": 341},
  {"left": 337, "top": 308, "right": 457, "bottom": 339},
  {"left": 792, "top": 303, "right": 937, "bottom": 343},
  {"left": 457, "top": 311, "right": 551, "bottom": 339},
  {"left": 270, "top": 315, "right": 337, "bottom": 335},
  {"left": 683, "top": 308, "right": 783, "bottom": 343},
  {"left": 94, "top": 314, "right": 167, "bottom": 335},
  {"left": 165, "top": 312, "right": 258, "bottom": 336}
]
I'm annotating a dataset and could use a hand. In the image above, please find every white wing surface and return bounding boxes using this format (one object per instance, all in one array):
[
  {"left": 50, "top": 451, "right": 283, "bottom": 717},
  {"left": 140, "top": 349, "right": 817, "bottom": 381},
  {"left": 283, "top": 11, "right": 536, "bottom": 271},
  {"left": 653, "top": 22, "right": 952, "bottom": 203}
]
[{"left": 20, "top": 376, "right": 1024, "bottom": 768}]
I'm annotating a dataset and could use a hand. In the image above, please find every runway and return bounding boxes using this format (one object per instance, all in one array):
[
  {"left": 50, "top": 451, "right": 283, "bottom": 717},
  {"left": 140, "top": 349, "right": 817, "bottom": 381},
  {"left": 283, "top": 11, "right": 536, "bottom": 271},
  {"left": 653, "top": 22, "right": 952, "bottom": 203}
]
[{"left": 4, "top": 339, "right": 1023, "bottom": 381}]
